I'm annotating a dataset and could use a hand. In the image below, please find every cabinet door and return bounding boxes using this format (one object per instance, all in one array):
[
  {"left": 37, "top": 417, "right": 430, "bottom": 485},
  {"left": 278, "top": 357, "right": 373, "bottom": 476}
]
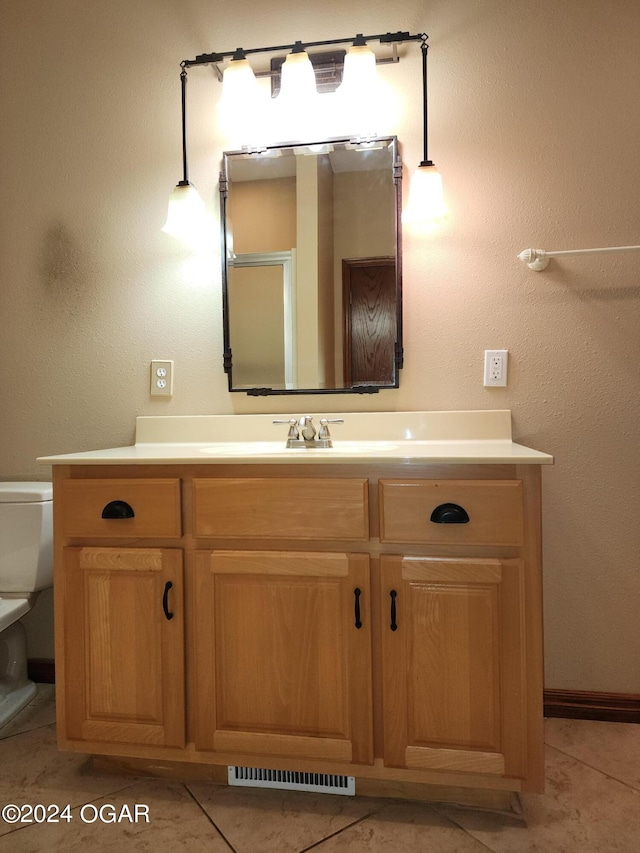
[
  {"left": 62, "top": 547, "right": 185, "bottom": 747},
  {"left": 380, "top": 556, "right": 526, "bottom": 779},
  {"left": 193, "top": 550, "right": 373, "bottom": 765}
]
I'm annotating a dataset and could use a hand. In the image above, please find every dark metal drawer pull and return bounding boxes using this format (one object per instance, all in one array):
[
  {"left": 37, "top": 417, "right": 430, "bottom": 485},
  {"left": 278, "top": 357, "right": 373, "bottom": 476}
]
[
  {"left": 101, "top": 500, "right": 135, "bottom": 519},
  {"left": 162, "top": 581, "right": 174, "bottom": 620},
  {"left": 430, "top": 502, "right": 470, "bottom": 524}
]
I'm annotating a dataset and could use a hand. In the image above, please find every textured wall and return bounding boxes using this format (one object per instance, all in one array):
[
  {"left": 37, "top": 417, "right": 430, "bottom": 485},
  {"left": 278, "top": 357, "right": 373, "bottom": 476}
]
[{"left": 2, "top": 0, "right": 639, "bottom": 691}]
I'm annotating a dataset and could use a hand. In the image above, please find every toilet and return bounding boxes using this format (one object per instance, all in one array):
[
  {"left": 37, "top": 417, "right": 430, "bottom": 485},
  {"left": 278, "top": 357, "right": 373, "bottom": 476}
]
[{"left": 0, "top": 482, "right": 53, "bottom": 727}]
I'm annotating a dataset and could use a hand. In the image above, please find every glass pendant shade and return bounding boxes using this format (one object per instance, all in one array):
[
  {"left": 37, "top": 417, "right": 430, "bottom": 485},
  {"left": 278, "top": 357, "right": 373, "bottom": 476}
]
[
  {"left": 275, "top": 47, "right": 319, "bottom": 140},
  {"left": 340, "top": 42, "right": 377, "bottom": 94},
  {"left": 219, "top": 54, "right": 264, "bottom": 146},
  {"left": 162, "top": 183, "right": 208, "bottom": 246},
  {"left": 278, "top": 50, "right": 317, "bottom": 104},
  {"left": 336, "top": 40, "right": 379, "bottom": 137},
  {"left": 220, "top": 56, "right": 258, "bottom": 109},
  {"left": 402, "top": 163, "right": 447, "bottom": 229}
]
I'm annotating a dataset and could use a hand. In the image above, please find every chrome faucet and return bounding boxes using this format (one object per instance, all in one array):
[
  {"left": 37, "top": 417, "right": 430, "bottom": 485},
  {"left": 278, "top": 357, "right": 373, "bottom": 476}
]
[
  {"left": 298, "top": 415, "right": 316, "bottom": 440},
  {"left": 273, "top": 416, "right": 344, "bottom": 448}
]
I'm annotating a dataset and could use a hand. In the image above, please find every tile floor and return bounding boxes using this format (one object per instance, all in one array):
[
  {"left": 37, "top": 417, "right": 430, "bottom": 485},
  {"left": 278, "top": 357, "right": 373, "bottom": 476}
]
[{"left": 1, "top": 685, "right": 639, "bottom": 852}]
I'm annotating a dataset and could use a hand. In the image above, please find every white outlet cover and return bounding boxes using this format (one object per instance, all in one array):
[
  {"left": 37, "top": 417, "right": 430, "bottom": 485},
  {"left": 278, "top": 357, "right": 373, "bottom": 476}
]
[
  {"left": 150, "top": 360, "right": 174, "bottom": 396},
  {"left": 483, "top": 350, "right": 508, "bottom": 387}
]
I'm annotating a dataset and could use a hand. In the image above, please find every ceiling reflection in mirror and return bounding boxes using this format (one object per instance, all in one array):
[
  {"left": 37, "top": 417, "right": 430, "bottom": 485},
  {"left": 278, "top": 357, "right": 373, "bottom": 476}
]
[{"left": 220, "top": 136, "right": 402, "bottom": 395}]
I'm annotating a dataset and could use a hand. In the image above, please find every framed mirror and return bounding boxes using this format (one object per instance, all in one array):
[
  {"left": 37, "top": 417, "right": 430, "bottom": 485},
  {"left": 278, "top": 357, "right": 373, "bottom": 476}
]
[{"left": 220, "top": 136, "right": 403, "bottom": 395}]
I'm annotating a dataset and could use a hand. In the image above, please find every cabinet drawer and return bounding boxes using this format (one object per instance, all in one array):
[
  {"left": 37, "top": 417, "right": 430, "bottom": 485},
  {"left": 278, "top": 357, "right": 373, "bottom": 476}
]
[
  {"left": 379, "top": 480, "right": 523, "bottom": 546},
  {"left": 193, "top": 478, "right": 369, "bottom": 540},
  {"left": 60, "top": 479, "right": 182, "bottom": 538}
]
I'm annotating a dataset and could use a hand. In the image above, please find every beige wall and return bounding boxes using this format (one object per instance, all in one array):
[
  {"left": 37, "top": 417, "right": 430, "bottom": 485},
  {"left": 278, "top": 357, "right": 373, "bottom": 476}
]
[
  {"left": 2, "top": 0, "right": 640, "bottom": 693},
  {"left": 229, "top": 177, "right": 296, "bottom": 254}
]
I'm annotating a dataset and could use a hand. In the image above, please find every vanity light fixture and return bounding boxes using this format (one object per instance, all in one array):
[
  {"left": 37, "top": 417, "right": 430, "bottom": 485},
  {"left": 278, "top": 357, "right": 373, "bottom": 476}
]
[
  {"left": 402, "top": 34, "right": 447, "bottom": 230},
  {"left": 163, "top": 31, "right": 444, "bottom": 243}
]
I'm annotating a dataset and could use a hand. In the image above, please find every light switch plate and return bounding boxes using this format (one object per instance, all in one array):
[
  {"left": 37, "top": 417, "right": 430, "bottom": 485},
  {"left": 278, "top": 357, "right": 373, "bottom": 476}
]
[{"left": 150, "top": 360, "right": 174, "bottom": 396}]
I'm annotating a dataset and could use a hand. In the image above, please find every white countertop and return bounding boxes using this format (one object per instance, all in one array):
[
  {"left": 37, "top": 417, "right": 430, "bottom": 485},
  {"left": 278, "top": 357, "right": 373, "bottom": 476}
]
[{"left": 38, "top": 410, "right": 554, "bottom": 466}]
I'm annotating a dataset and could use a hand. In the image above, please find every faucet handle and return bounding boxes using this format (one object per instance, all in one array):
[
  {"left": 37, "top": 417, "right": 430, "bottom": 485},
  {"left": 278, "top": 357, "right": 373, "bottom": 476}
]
[
  {"left": 318, "top": 418, "right": 344, "bottom": 440},
  {"left": 273, "top": 418, "right": 299, "bottom": 440}
]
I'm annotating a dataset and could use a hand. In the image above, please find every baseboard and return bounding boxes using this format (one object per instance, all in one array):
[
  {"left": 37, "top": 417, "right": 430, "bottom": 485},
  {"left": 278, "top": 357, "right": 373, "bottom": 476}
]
[
  {"left": 544, "top": 689, "right": 640, "bottom": 723},
  {"left": 27, "top": 658, "right": 55, "bottom": 684}
]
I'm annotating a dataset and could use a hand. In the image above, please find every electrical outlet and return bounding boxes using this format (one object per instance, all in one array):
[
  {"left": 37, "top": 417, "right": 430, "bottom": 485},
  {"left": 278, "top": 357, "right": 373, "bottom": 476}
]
[
  {"left": 150, "top": 360, "right": 174, "bottom": 396},
  {"left": 483, "top": 350, "right": 508, "bottom": 387}
]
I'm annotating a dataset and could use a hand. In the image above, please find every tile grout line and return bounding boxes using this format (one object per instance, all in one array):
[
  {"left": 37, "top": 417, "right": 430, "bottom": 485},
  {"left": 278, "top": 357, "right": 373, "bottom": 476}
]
[
  {"left": 183, "top": 783, "right": 238, "bottom": 852},
  {"left": 544, "top": 741, "right": 640, "bottom": 796},
  {"left": 427, "top": 803, "right": 512, "bottom": 853},
  {"left": 295, "top": 805, "right": 387, "bottom": 853},
  {"left": 0, "top": 720, "right": 58, "bottom": 742}
]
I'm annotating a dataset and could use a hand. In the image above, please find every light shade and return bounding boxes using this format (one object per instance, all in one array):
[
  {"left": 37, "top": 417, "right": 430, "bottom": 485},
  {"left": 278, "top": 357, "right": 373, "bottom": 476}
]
[
  {"left": 219, "top": 53, "right": 265, "bottom": 146},
  {"left": 335, "top": 40, "right": 379, "bottom": 138},
  {"left": 340, "top": 42, "right": 377, "bottom": 94},
  {"left": 278, "top": 49, "right": 317, "bottom": 104},
  {"left": 162, "top": 183, "right": 208, "bottom": 246},
  {"left": 402, "top": 163, "right": 447, "bottom": 230},
  {"left": 220, "top": 54, "right": 258, "bottom": 109}
]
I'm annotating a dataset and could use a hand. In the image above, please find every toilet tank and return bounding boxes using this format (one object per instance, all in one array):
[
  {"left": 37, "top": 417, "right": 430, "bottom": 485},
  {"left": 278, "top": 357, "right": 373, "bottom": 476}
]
[{"left": 0, "top": 482, "right": 53, "bottom": 594}]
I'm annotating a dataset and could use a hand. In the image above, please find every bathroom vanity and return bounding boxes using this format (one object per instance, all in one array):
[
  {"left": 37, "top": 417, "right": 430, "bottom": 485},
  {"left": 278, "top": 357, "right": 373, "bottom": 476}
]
[{"left": 39, "top": 411, "right": 553, "bottom": 809}]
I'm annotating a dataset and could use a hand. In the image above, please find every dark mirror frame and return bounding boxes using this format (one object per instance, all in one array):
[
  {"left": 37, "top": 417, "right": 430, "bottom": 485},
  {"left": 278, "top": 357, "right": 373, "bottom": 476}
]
[{"left": 220, "top": 135, "right": 403, "bottom": 396}]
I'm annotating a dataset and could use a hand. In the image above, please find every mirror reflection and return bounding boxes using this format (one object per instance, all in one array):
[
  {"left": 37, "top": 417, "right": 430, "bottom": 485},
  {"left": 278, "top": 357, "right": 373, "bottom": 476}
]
[{"left": 221, "top": 136, "right": 402, "bottom": 395}]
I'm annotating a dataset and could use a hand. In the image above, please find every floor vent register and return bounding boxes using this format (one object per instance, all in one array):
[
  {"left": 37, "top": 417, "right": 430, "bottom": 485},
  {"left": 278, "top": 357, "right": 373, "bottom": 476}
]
[{"left": 228, "top": 766, "right": 356, "bottom": 796}]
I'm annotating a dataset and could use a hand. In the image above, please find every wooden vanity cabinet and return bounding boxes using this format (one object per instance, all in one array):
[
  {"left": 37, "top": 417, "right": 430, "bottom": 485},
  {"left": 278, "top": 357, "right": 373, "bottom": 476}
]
[
  {"left": 53, "top": 462, "right": 544, "bottom": 798},
  {"left": 379, "top": 555, "right": 527, "bottom": 778},
  {"left": 191, "top": 550, "right": 373, "bottom": 765},
  {"left": 61, "top": 546, "right": 185, "bottom": 748}
]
